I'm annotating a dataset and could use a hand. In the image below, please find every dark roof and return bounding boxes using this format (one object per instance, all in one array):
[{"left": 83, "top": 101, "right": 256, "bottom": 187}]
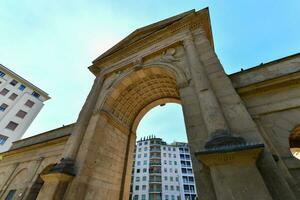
[{"left": 8, "top": 123, "right": 74, "bottom": 151}]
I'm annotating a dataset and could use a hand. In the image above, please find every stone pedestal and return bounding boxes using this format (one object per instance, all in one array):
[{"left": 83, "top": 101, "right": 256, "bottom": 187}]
[
  {"left": 196, "top": 144, "right": 272, "bottom": 200},
  {"left": 36, "top": 172, "right": 74, "bottom": 200}
]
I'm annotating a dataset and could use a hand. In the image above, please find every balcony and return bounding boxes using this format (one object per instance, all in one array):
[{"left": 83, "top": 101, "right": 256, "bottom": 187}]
[
  {"left": 150, "top": 147, "right": 161, "bottom": 152},
  {"left": 149, "top": 161, "right": 161, "bottom": 166},
  {"left": 149, "top": 170, "right": 161, "bottom": 174},
  {"left": 149, "top": 188, "right": 162, "bottom": 193},
  {"left": 150, "top": 152, "right": 161, "bottom": 159},
  {"left": 149, "top": 176, "right": 162, "bottom": 183}
]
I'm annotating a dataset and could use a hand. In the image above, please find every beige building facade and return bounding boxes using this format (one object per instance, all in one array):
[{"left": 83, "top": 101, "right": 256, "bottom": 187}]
[{"left": 0, "top": 8, "right": 300, "bottom": 200}]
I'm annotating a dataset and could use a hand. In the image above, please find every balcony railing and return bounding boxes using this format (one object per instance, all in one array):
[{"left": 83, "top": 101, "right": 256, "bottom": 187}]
[
  {"left": 149, "top": 178, "right": 162, "bottom": 183},
  {"left": 149, "top": 161, "right": 161, "bottom": 166},
  {"left": 149, "top": 170, "right": 161, "bottom": 174},
  {"left": 149, "top": 188, "right": 162, "bottom": 193}
]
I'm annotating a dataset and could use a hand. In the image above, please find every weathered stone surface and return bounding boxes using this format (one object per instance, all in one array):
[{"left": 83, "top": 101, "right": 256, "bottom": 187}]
[{"left": 0, "top": 8, "right": 300, "bottom": 200}]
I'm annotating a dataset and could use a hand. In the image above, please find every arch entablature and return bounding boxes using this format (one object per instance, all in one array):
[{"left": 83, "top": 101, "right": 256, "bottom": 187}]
[{"left": 100, "top": 66, "right": 182, "bottom": 130}]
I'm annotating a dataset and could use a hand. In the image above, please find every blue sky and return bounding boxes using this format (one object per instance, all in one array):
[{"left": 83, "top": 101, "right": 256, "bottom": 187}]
[{"left": 0, "top": 1, "right": 299, "bottom": 143}]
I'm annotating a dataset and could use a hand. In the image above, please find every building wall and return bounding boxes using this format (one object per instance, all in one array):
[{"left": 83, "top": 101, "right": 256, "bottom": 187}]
[
  {"left": 131, "top": 138, "right": 197, "bottom": 200},
  {"left": 229, "top": 53, "right": 300, "bottom": 192},
  {"left": 0, "top": 125, "right": 72, "bottom": 200},
  {"left": 0, "top": 65, "right": 49, "bottom": 152}
]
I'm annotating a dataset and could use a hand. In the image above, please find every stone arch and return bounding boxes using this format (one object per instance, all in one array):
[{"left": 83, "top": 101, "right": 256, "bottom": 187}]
[
  {"left": 290, "top": 125, "right": 300, "bottom": 159},
  {"left": 102, "top": 66, "right": 182, "bottom": 131},
  {"left": 0, "top": 168, "right": 29, "bottom": 199}
]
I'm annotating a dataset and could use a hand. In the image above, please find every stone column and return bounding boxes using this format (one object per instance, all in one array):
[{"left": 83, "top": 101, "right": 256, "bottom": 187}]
[
  {"left": 183, "top": 34, "right": 274, "bottom": 199},
  {"left": 35, "top": 75, "right": 104, "bottom": 199},
  {"left": 183, "top": 36, "right": 228, "bottom": 138},
  {"left": 183, "top": 35, "right": 245, "bottom": 148},
  {"left": 62, "top": 75, "right": 104, "bottom": 161},
  {"left": 120, "top": 132, "right": 137, "bottom": 200}
]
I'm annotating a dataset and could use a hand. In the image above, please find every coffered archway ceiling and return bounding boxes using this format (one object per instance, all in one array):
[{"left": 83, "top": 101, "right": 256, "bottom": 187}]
[{"left": 103, "top": 67, "right": 180, "bottom": 129}]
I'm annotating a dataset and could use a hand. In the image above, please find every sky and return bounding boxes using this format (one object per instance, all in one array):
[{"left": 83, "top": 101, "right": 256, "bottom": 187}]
[{"left": 0, "top": 1, "right": 299, "bottom": 143}]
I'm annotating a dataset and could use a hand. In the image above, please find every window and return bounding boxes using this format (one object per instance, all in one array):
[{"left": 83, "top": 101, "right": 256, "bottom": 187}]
[
  {"left": 18, "top": 84, "right": 26, "bottom": 91},
  {"left": 25, "top": 100, "right": 34, "bottom": 108},
  {"left": 138, "top": 148, "right": 142, "bottom": 152},
  {"left": 136, "top": 177, "right": 140, "bottom": 182},
  {"left": 142, "top": 176, "right": 147, "bottom": 181},
  {"left": 165, "top": 185, "right": 168, "bottom": 190},
  {"left": 138, "top": 154, "right": 141, "bottom": 158},
  {"left": 5, "top": 190, "right": 16, "bottom": 200},
  {"left": 136, "top": 169, "right": 140, "bottom": 173},
  {"left": 165, "top": 195, "right": 169, "bottom": 200},
  {"left": 164, "top": 160, "right": 167, "bottom": 164},
  {"left": 168, "top": 153, "right": 171, "bottom": 158},
  {"left": 9, "top": 93, "right": 18, "bottom": 100},
  {"left": 142, "top": 185, "right": 146, "bottom": 190},
  {"left": 6, "top": 121, "right": 18, "bottom": 131},
  {"left": 0, "top": 88, "right": 9, "bottom": 96},
  {"left": 170, "top": 168, "right": 173, "bottom": 173},
  {"left": 163, "top": 146, "right": 166, "bottom": 150},
  {"left": 168, "top": 147, "right": 171, "bottom": 151},
  {"left": 171, "top": 195, "right": 175, "bottom": 200},
  {"left": 144, "top": 147, "right": 147, "bottom": 151},
  {"left": 143, "top": 160, "right": 147, "bottom": 165},
  {"left": 142, "top": 194, "right": 146, "bottom": 200},
  {"left": 164, "top": 176, "right": 167, "bottom": 181},
  {"left": 143, "top": 168, "right": 147, "bottom": 173},
  {"left": 138, "top": 142, "right": 142, "bottom": 146},
  {"left": 0, "top": 71, "right": 5, "bottom": 77},
  {"left": 10, "top": 79, "right": 18, "bottom": 86},
  {"left": 133, "top": 195, "right": 138, "bottom": 200},
  {"left": 175, "top": 169, "right": 178, "bottom": 173},
  {"left": 163, "top": 153, "right": 166, "bottom": 157},
  {"left": 137, "top": 161, "right": 141, "bottom": 166},
  {"left": 174, "top": 161, "right": 177, "bottom": 165},
  {"left": 144, "top": 153, "right": 147, "bottom": 157},
  {"left": 169, "top": 161, "right": 172, "bottom": 165},
  {"left": 173, "top": 154, "right": 176, "bottom": 158},
  {"left": 176, "top": 177, "right": 179, "bottom": 182},
  {"left": 0, "top": 103, "right": 8, "bottom": 111},
  {"left": 170, "top": 177, "right": 173, "bottom": 182},
  {"left": 144, "top": 141, "right": 148, "bottom": 145},
  {"left": 32, "top": 91, "right": 40, "bottom": 98},
  {"left": 173, "top": 147, "right": 176, "bottom": 151},
  {"left": 170, "top": 186, "right": 174, "bottom": 191},
  {"left": 0, "top": 134, "right": 8, "bottom": 145},
  {"left": 135, "top": 185, "right": 139, "bottom": 190},
  {"left": 176, "top": 186, "right": 180, "bottom": 191}
]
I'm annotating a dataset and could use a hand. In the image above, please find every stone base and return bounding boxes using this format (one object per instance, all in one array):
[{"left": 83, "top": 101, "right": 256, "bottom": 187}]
[
  {"left": 36, "top": 172, "right": 74, "bottom": 200},
  {"left": 196, "top": 143, "right": 264, "bottom": 166},
  {"left": 195, "top": 144, "right": 273, "bottom": 200}
]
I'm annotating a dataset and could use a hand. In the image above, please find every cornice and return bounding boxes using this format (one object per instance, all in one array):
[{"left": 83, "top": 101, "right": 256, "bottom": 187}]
[{"left": 236, "top": 71, "right": 300, "bottom": 97}]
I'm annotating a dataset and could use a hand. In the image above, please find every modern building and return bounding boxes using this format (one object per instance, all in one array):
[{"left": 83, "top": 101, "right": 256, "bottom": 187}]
[
  {"left": 130, "top": 136, "right": 197, "bottom": 200},
  {"left": 0, "top": 64, "right": 49, "bottom": 152}
]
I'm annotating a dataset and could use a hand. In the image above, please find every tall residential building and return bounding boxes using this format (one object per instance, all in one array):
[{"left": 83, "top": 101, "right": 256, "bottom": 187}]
[
  {"left": 0, "top": 64, "right": 49, "bottom": 152},
  {"left": 130, "top": 136, "right": 197, "bottom": 200}
]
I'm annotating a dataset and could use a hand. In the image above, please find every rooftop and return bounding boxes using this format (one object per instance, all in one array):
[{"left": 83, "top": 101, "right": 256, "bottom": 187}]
[{"left": 0, "top": 64, "right": 50, "bottom": 100}]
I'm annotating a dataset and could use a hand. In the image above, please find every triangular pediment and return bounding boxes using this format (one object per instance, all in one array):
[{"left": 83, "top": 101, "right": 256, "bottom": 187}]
[{"left": 91, "top": 7, "right": 213, "bottom": 71}]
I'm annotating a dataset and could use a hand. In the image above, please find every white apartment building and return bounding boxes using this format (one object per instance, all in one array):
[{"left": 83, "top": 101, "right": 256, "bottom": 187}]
[
  {"left": 130, "top": 136, "right": 197, "bottom": 200},
  {"left": 0, "top": 64, "right": 49, "bottom": 152}
]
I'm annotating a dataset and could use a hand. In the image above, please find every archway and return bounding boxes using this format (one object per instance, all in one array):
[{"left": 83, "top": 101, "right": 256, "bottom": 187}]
[
  {"left": 290, "top": 125, "right": 300, "bottom": 160},
  {"left": 130, "top": 102, "right": 199, "bottom": 200}
]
